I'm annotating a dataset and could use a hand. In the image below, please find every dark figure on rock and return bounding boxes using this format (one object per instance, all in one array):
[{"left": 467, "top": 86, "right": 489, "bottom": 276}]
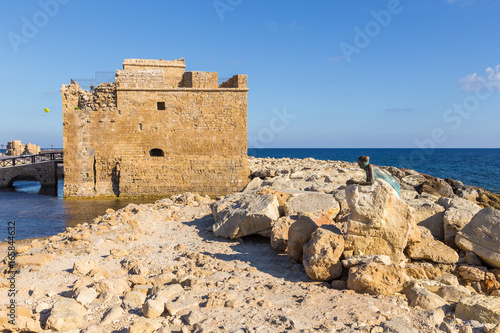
[{"left": 346, "top": 156, "right": 401, "bottom": 196}]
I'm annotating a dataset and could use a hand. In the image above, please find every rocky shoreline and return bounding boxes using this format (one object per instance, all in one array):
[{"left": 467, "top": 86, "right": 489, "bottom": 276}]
[{"left": 1, "top": 157, "right": 500, "bottom": 332}]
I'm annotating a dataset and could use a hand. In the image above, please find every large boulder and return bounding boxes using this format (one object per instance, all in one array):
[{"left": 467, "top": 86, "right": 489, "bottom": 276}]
[
  {"left": 405, "top": 239, "right": 459, "bottom": 264},
  {"left": 406, "top": 197, "right": 445, "bottom": 241},
  {"left": 457, "top": 265, "right": 487, "bottom": 282},
  {"left": 438, "top": 197, "right": 482, "bottom": 248},
  {"left": 284, "top": 192, "right": 340, "bottom": 218},
  {"left": 445, "top": 178, "right": 479, "bottom": 202},
  {"left": 405, "top": 262, "right": 444, "bottom": 281},
  {"left": 456, "top": 208, "right": 500, "bottom": 268},
  {"left": 405, "top": 287, "right": 449, "bottom": 310},
  {"left": 212, "top": 193, "right": 280, "bottom": 239},
  {"left": 344, "top": 179, "right": 415, "bottom": 263},
  {"left": 287, "top": 212, "right": 332, "bottom": 262},
  {"left": 477, "top": 190, "right": 500, "bottom": 210},
  {"left": 455, "top": 295, "right": 500, "bottom": 324},
  {"left": 46, "top": 298, "right": 87, "bottom": 331},
  {"left": 347, "top": 262, "right": 405, "bottom": 296},
  {"left": 123, "top": 290, "right": 147, "bottom": 310},
  {"left": 142, "top": 299, "right": 164, "bottom": 319},
  {"left": 302, "top": 225, "right": 344, "bottom": 281},
  {"left": 436, "top": 285, "right": 472, "bottom": 303},
  {"left": 416, "top": 177, "right": 454, "bottom": 198}
]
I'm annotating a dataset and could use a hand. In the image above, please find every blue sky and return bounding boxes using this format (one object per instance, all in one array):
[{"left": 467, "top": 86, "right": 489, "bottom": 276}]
[{"left": 1, "top": 0, "right": 499, "bottom": 148}]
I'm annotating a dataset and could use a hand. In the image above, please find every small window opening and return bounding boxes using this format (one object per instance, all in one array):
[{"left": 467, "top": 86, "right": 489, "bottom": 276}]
[
  {"left": 157, "top": 102, "right": 165, "bottom": 110},
  {"left": 149, "top": 148, "right": 164, "bottom": 157},
  {"left": 138, "top": 123, "right": 143, "bottom": 131}
]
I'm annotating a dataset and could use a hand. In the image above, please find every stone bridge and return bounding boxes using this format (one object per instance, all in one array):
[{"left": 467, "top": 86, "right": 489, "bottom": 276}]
[{"left": 0, "top": 153, "right": 62, "bottom": 188}]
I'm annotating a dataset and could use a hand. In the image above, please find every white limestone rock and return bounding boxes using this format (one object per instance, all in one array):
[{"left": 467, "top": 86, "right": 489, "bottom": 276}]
[
  {"left": 212, "top": 193, "right": 280, "bottom": 239},
  {"left": 456, "top": 208, "right": 500, "bottom": 268},
  {"left": 302, "top": 225, "right": 344, "bottom": 281},
  {"left": 46, "top": 298, "right": 87, "bottom": 331},
  {"left": 438, "top": 197, "right": 482, "bottom": 248},
  {"left": 345, "top": 179, "right": 415, "bottom": 263},
  {"left": 284, "top": 192, "right": 340, "bottom": 217}
]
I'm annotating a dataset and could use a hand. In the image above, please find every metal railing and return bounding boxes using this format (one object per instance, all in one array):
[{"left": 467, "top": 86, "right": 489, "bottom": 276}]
[
  {"left": 0, "top": 152, "right": 63, "bottom": 168},
  {"left": 72, "top": 71, "right": 115, "bottom": 91}
]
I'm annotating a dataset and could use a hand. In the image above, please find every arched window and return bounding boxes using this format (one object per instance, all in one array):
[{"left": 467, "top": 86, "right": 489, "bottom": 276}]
[{"left": 149, "top": 148, "right": 164, "bottom": 157}]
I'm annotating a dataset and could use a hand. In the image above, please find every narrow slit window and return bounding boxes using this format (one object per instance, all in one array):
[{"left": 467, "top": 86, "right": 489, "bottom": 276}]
[
  {"left": 157, "top": 102, "right": 165, "bottom": 110},
  {"left": 149, "top": 148, "right": 164, "bottom": 157},
  {"left": 138, "top": 123, "right": 143, "bottom": 131}
]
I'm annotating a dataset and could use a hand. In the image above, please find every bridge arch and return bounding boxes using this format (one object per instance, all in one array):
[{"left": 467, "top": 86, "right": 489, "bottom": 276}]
[
  {"left": 0, "top": 161, "right": 58, "bottom": 188},
  {"left": 7, "top": 175, "right": 41, "bottom": 187}
]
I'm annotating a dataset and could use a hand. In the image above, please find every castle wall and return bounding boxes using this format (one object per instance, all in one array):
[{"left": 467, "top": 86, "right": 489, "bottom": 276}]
[
  {"left": 61, "top": 82, "right": 99, "bottom": 196},
  {"left": 62, "top": 58, "right": 250, "bottom": 198}
]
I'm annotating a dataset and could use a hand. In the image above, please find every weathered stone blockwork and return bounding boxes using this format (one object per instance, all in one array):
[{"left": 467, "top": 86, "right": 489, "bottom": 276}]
[
  {"left": 5, "top": 140, "right": 41, "bottom": 156},
  {"left": 61, "top": 58, "right": 250, "bottom": 198},
  {"left": 0, "top": 162, "right": 58, "bottom": 187}
]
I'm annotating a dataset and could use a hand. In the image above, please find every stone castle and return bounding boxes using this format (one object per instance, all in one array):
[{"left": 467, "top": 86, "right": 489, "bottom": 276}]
[{"left": 61, "top": 58, "right": 250, "bottom": 198}]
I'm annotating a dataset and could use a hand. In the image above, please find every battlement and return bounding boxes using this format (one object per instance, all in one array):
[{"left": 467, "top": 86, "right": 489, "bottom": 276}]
[
  {"left": 114, "top": 58, "right": 247, "bottom": 90},
  {"left": 219, "top": 74, "right": 248, "bottom": 89},
  {"left": 181, "top": 71, "right": 218, "bottom": 89}
]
